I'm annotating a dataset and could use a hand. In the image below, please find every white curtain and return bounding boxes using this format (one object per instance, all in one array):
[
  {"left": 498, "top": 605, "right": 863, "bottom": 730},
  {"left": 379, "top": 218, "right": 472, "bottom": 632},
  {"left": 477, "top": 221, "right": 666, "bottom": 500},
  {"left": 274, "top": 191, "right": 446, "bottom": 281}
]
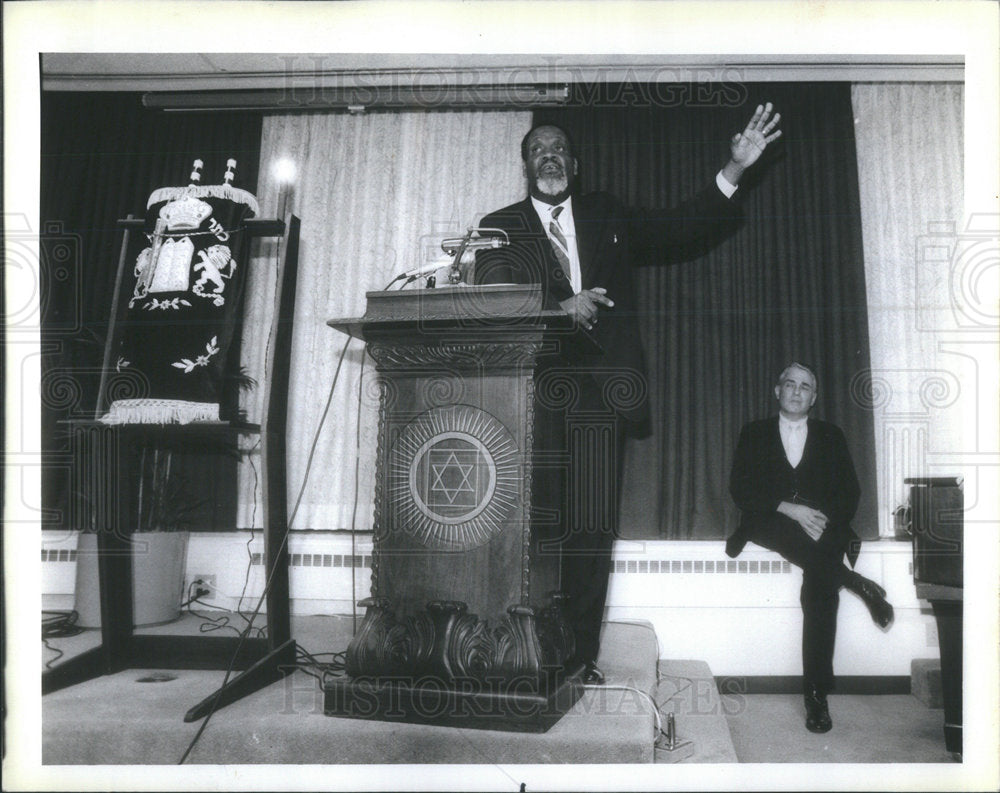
[
  {"left": 238, "top": 110, "right": 531, "bottom": 530},
  {"left": 851, "top": 82, "right": 964, "bottom": 533}
]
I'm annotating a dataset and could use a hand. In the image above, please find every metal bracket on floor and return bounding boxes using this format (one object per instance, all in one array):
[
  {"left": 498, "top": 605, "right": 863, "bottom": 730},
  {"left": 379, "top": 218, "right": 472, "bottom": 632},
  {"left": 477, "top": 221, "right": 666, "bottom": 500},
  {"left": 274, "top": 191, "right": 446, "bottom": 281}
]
[{"left": 654, "top": 712, "right": 695, "bottom": 763}]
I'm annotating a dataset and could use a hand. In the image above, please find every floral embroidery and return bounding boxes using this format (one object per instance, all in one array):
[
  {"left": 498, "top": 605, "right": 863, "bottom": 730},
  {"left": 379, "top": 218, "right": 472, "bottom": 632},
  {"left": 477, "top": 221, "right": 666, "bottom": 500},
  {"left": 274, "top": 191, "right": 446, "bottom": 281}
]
[
  {"left": 171, "top": 336, "right": 220, "bottom": 373},
  {"left": 145, "top": 297, "right": 193, "bottom": 311}
]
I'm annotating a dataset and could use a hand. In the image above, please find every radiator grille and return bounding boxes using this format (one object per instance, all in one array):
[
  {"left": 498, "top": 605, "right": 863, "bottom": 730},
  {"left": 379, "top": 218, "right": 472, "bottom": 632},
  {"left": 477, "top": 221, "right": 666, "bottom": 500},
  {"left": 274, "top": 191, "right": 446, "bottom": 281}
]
[
  {"left": 613, "top": 558, "right": 791, "bottom": 575},
  {"left": 43, "top": 548, "right": 782, "bottom": 574},
  {"left": 41, "top": 549, "right": 76, "bottom": 562},
  {"left": 250, "top": 552, "right": 372, "bottom": 568},
  {"left": 41, "top": 549, "right": 373, "bottom": 569}
]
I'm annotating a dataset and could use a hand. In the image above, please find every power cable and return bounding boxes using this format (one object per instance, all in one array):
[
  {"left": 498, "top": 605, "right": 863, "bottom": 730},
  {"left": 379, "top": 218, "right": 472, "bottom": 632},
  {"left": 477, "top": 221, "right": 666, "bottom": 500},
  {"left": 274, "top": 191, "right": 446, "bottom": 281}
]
[
  {"left": 584, "top": 683, "right": 664, "bottom": 741},
  {"left": 348, "top": 349, "right": 368, "bottom": 634},
  {"left": 235, "top": 436, "right": 261, "bottom": 622},
  {"left": 42, "top": 610, "right": 84, "bottom": 669},
  {"left": 179, "top": 336, "right": 354, "bottom": 764}
]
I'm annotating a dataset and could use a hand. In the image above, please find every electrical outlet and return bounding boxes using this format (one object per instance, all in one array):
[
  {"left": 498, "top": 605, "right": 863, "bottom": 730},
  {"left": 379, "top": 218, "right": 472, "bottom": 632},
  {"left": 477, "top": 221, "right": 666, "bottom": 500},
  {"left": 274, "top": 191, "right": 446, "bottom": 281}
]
[{"left": 191, "top": 574, "right": 217, "bottom": 592}]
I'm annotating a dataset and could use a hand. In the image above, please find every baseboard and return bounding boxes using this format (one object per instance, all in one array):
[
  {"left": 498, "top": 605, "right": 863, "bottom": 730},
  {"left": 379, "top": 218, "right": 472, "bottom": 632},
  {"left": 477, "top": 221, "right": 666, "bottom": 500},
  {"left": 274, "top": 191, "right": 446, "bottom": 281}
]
[{"left": 715, "top": 675, "right": 911, "bottom": 695}]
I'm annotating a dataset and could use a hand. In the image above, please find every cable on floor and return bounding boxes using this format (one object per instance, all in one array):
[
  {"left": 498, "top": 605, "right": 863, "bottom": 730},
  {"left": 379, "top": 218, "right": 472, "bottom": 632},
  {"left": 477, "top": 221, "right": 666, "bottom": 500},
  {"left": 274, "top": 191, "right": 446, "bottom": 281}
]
[
  {"left": 42, "top": 609, "right": 83, "bottom": 638},
  {"left": 583, "top": 683, "right": 664, "bottom": 742},
  {"left": 294, "top": 644, "right": 348, "bottom": 684},
  {"left": 42, "top": 610, "right": 84, "bottom": 669},
  {"left": 601, "top": 619, "right": 696, "bottom": 708}
]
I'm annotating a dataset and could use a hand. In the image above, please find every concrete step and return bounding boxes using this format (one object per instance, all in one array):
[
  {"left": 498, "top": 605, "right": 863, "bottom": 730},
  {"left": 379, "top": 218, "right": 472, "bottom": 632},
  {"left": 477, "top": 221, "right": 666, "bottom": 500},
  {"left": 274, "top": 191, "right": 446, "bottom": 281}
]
[{"left": 44, "top": 617, "right": 660, "bottom": 764}]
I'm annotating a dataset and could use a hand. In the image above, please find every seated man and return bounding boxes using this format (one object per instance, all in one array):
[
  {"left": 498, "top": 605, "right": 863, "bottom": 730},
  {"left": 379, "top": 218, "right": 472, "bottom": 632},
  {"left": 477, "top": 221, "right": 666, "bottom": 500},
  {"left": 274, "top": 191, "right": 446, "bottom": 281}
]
[{"left": 727, "top": 362, "right": 894, "bottom": 733}]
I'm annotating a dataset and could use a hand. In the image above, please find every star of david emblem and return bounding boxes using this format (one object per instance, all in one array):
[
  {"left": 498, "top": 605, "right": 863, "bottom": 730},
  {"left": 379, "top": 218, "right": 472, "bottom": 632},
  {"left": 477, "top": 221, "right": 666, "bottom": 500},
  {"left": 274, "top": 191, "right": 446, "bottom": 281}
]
[
  {"left": 423, "top": 445, "right": 482, "bottom": 510},
  {"left": 428, "top": 451, "right": 477, "bottom": 505},
  {"left": 387, "top": 406, "right": 521, "bottom": 550}
]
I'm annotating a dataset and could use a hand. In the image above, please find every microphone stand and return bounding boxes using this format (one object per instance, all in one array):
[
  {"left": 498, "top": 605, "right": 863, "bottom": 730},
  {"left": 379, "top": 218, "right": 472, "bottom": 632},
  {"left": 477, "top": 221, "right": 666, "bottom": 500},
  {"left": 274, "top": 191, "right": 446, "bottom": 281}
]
[
  {"left": 441, "top": 227, "right": 507, "bottom": 285},
  {"left": 445, "top": 228, "right": 476, "bottom": 286}
]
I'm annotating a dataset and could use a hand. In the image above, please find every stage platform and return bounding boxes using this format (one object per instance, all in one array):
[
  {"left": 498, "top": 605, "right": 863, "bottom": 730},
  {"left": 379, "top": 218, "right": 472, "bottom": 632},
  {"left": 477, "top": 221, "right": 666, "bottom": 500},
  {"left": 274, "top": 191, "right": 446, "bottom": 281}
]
[{"left": 42, "top": 615, "right": 737, "bottom": 765}]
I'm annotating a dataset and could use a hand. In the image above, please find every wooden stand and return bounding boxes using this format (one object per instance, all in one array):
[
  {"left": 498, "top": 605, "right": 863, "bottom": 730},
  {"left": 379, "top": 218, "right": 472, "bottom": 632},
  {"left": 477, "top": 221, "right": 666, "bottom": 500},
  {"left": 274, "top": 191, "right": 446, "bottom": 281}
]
[
  {"left": 42, "top": 216, "right": 301, "bottom": 723},
  {"left": 325, "top": 285, "right": 599, "bottom": 731}
]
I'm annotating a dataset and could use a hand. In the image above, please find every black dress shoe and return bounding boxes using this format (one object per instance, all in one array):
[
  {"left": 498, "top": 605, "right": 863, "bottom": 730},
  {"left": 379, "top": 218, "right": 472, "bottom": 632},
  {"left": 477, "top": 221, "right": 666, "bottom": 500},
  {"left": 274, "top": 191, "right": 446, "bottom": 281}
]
[
  {"left": 850, "top": 575, "right": 895, "bottom": 628},
  {"left": 804, "top": 688, "right": 832, "bottom": 733},
  {"left": 582, "top": 661, "right": 606, "bottom": 685}
]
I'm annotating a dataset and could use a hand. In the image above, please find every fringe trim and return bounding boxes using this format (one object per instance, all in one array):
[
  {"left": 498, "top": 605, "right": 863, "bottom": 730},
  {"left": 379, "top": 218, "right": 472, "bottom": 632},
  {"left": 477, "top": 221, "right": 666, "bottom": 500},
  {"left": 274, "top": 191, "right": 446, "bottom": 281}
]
[
  {"left": 147, "top": 185, "right": 260, "bottom": 216},
  {"left": 100, "top": 399, "right": 220, "bottom": 425}
]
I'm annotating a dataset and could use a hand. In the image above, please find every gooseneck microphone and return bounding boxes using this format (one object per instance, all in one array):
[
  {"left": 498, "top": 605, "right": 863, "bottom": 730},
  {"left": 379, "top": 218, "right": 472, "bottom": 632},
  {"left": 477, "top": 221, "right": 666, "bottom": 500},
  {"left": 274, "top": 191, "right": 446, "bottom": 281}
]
[{"left": 384, "top": 228, "right": 510, "bottom": 288}]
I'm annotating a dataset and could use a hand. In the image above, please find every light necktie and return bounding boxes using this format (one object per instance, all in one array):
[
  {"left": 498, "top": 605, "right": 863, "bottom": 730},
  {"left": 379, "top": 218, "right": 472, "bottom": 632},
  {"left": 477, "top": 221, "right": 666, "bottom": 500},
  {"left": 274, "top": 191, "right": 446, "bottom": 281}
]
[
  {"left": 786, "top": 422, "right": 806, "bottom": 468},
  {"left": 548, "top": 206, "right": 574, "bottom": 289}
]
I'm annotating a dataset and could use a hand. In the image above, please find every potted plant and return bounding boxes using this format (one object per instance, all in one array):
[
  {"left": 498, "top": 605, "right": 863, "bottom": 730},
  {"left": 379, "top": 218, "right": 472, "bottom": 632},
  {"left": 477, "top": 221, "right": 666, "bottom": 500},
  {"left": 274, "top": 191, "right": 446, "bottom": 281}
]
[{"left": 71, "top": 489, "right": 102, "bottom": 629}]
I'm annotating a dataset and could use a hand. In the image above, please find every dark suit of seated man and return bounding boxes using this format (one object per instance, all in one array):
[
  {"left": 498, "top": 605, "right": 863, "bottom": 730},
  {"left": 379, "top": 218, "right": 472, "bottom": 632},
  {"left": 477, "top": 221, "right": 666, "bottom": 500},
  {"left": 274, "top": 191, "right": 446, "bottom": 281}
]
[{"left": 727, "top": 362, "right": 894, "bottom": 733}]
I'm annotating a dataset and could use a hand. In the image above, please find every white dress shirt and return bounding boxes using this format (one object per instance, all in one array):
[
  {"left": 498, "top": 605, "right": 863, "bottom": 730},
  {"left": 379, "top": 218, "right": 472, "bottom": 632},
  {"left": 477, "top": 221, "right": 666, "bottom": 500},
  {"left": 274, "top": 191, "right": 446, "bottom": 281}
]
[
  {"left": 715, "top": 171, "right": 739, "bottom": 199},
  {"left": 779, "top": 415, "right": 809, "bottom": 468},
  {"left": 531, "top": 194, "right": 582, "bottom": 293}
]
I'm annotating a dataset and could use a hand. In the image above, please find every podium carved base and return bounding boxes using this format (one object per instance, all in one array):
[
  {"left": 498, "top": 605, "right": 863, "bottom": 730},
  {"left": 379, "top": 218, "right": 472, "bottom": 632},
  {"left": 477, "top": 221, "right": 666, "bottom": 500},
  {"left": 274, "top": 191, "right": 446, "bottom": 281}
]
[
  {"left": 344, "top": 596, "right": 574, "bottom": 680},
  {"left": 323, "top": 664, "right": 584, "bottom": 733},
  {"left": 323, "top": 594, "right": 581, "bottom": 731}
]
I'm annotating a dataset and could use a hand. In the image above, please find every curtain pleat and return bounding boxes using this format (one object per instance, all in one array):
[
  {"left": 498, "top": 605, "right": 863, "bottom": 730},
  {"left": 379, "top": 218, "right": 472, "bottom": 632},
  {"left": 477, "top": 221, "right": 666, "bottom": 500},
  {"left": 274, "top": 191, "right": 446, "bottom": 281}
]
[
  {"left": 851, "top": 83, "right": 964, "bottom": 531},
  {"left": 238, "top": 110, "right": 531, "bottom": 529},
  {"left": 538, "top": 83, "right": 877, "bottom": 539}
]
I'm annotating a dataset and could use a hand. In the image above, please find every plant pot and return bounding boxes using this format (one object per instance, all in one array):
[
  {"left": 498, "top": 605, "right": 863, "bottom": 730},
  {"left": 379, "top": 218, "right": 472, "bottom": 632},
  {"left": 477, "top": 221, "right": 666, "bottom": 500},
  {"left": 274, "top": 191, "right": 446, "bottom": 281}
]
[
  {"left": 74, "top": 531, "right": 190, "bottom": 628},
  {"left": 73, "top": 533, "right": 101, "bottom": 628}
]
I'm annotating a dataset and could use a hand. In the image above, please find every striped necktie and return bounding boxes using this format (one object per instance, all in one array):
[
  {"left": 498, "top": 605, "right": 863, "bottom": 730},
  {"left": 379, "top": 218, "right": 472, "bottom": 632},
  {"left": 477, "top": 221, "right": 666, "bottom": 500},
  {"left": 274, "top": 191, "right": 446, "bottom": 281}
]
[{"left": 548, "top": 205, "right": 573, "bottom": 287}]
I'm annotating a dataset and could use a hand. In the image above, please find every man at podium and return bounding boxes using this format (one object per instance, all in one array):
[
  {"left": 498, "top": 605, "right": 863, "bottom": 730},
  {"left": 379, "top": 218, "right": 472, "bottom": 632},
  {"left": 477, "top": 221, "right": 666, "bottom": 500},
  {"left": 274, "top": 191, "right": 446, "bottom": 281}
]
[{"left": 474, "top": 106, "right": 782, "bottom": 683}]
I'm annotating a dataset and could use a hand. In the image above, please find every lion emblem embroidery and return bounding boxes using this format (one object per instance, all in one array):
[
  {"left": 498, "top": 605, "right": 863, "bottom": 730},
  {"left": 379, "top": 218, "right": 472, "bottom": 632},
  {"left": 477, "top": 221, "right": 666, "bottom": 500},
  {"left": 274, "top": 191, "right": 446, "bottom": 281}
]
[{"left": 192, "top": 245, "right": 236, "bottom": 306}]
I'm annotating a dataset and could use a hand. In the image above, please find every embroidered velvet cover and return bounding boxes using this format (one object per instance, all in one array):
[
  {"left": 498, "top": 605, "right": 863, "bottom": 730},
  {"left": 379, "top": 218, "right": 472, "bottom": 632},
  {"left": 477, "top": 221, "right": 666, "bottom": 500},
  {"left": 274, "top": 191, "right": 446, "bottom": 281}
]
[{"left": 102, "top": 162, "right": 259, "bottom": 424}]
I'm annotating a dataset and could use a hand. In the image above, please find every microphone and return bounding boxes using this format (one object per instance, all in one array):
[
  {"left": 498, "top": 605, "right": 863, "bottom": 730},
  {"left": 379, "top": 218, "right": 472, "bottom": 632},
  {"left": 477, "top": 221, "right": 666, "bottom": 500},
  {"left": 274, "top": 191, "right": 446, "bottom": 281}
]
[
  {"left": 389, "top": 258, "right": 453, "bottom": 284},
  {"left": 385, "top": 228, "right": 510, "bottom": 288},
  {"left": 440, "top": 228, "right": 509, "bottom": 256},
  {"left": 434, "top": 227, "right": 509, "bottom": 287}
]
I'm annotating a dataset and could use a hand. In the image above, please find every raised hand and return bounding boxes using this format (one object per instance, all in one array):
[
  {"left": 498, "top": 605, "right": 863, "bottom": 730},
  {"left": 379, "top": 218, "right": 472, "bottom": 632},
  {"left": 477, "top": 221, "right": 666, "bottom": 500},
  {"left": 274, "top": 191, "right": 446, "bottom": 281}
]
[
  {"left": 722, "top": 102, "right": 782, "bottom": 185},
  {"left": 731, "top": 102, "right": 782, "bottom": 167}
]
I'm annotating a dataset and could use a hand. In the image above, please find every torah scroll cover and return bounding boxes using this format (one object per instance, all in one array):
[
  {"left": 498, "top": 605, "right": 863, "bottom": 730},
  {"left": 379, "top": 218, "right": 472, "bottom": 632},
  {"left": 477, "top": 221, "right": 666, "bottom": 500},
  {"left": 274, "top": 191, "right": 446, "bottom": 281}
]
[{"left": 102, "top": 180, "right": 259, "bottom": 424}]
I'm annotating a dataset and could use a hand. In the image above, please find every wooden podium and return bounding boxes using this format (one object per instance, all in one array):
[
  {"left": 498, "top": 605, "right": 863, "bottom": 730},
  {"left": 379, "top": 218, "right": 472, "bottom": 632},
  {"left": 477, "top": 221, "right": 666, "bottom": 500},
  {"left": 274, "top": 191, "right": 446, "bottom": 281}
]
[{"left": 325, "top": 285, "right": 598, "bottom": 731}]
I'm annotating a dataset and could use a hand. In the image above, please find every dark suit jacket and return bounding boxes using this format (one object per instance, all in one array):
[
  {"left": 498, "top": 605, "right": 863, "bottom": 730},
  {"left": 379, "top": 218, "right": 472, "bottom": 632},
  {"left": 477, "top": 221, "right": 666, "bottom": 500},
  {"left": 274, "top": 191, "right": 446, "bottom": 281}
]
[
  {"left": 474, "top": 187, "right": 740, "bottom": 427},
  {"left": 727, "top": 416, "right": 862, "bottom": 567}
]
